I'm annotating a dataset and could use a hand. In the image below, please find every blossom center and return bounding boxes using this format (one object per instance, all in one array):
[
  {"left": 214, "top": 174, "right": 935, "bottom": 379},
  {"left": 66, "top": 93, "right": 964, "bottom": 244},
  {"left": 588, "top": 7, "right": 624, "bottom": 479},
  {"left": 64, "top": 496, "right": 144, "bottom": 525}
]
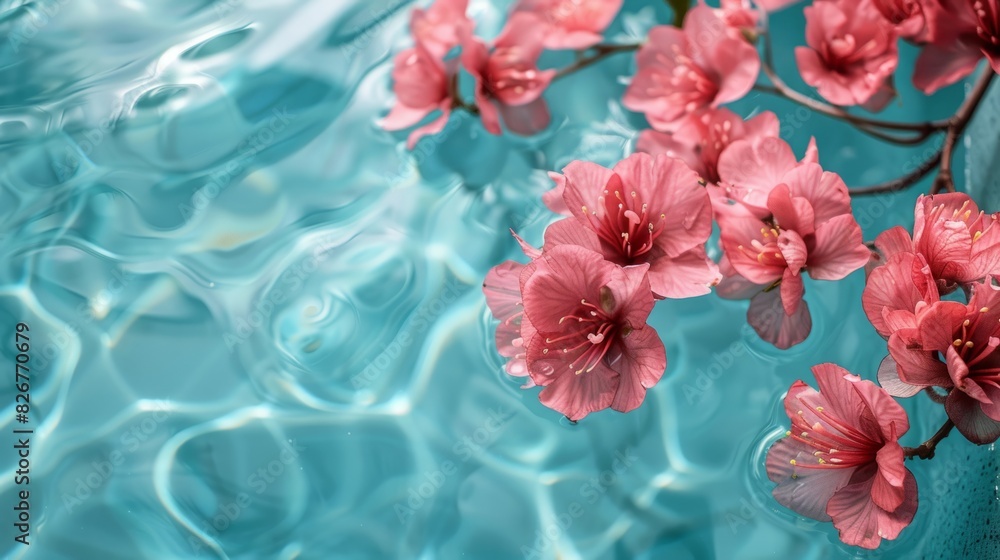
[
  {"left": 584, "top": 187, "right": 666, "bottom": 261},
  {"left": 545, "top": 295, "right": 619, "bottom": 375},
  {"left": 649, "top": 45, "right": 720, "bottom": 112},
  {"left": 737, "top": 226, "right": 787, "bottom": 268},
  {"left": 788, "top": 404, "right": 880, "bottom": 470}
]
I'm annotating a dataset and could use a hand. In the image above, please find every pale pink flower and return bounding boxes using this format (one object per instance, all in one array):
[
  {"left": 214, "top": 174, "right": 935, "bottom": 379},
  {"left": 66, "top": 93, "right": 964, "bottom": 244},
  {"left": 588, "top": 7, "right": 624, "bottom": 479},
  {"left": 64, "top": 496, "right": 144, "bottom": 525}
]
[
  {"left": 717, "top": 163, "right": 870, "bottom": 348},
  {"left": 755, "top": 0, "right": 805, "bottom": 11},
  {"left": 913, "top": 0, "right": 1000, "bottom": 93},
  {"left": 767, "top": 364, "right": 917, "bottom": 549},
  {"left": 382, "top": 42, "right": 455, "bottom": 149},
  {"left": 636, "top": 108, "right": 779, "bottom": 184},
  {"left": 879, "top": 279, "right": 1000, "bottom": 443},
  {"left": 872, "top": 194, "right": 1000, "bottom": 293},
  {"left": 520, "top": 245, "right": 666, "bottom": 420},
  {"left": 462, "top": 14, "right": 557, "bottom": 135},
  {"left": 411, "top": 0, "right": 473, "bottom": 58},
  {"left": 512, "top": 0, "right": 624, "bottom": 50},
  {"left": 795, "top": 0, "right": 899, "bottom": 110},
  {"left": 483, "top": 260, "right": 535, "bottom": 385},
  {"left": 544, "top": 153, "right": 720, "bottom": 299},
  {"left": 623, "top": 6, "right": 760, "bottom": 131}
]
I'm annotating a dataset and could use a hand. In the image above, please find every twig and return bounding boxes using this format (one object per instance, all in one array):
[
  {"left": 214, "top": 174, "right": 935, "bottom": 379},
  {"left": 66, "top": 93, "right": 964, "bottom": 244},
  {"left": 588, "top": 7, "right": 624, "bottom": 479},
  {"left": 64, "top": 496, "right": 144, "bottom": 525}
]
[
  {"left": 932, "top": 69, "right": 995, "bottom": 194},
  {"left": 904, "top": 419, "right": 955, "bottom": 460},
  {"left": 848, "top": 149, "right": 942, "bottom": 195},
  {"left": 554, "top": 43, "right": 642, "bottom": 81}
]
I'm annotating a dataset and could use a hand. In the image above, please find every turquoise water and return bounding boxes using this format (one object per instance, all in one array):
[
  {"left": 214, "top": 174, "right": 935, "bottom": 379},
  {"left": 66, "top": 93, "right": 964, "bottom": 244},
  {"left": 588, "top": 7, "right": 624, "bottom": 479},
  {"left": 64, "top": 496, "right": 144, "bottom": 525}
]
[{"left": 0, "top": 0, "right": 995, "bottom": 558}]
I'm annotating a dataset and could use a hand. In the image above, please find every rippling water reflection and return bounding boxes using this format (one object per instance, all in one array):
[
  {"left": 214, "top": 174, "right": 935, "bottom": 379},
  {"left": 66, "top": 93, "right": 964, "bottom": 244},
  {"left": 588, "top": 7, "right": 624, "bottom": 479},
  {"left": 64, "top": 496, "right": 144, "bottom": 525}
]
[{"left": 0, "top": 0, "right": 988, "bottom": 558}]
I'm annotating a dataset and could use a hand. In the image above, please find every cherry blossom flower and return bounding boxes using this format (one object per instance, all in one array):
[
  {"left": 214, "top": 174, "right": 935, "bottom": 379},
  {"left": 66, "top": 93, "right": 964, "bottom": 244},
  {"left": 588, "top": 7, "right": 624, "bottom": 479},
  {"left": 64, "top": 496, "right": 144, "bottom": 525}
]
[
  {"left": 713, "top": 135, "right": 819, "bottom": 219},
  {"left": 862, "top": 250, "right": 939, "bottom": 339},
  {"left": 767, "top": 364, "right": 918, "bottom": 549},
  {"left": 462, "top": 14, "right": 557, "bottom": 135},
  {"left": 872, "top": 0, "right": 935, "bottom": 41},
  {"left": 636, "top": 108, "right": 779, "bottom": 184},
  {"left": 519, "top": 245, "right": 666, "bottom": 420},
  {"left": 512, "top": 0, "right": 624, "bottom": 50},
  {"left": 755, "top": 0, "right": 805, "bottom": 11},
  {"left": 543, "top": 153, "right": 720, "bottom": 299},
  {"left": 717, "top": 163, "right": 870, "bottom": 348},
  {"left": 795, "top": 0, "right": 899, "bottom": 110},
  {"left": 870, "top": 194, "right": 1000, "bottom": 293},
  {"left": 623, "top": 6, "right": 760, "bottom": 132},
  {"left": 483, "top": 233, "right": 543, "bottom": 385},
  {"left": 913, "top": 0, "right": 1000, "bottom": 93},
  {"left": 411, "top": 0, "right": 473, "bottom": 58},
  {"left": 880, "top": 279, "right": 1000, "bottom": 443},
  {"left": 713, "top": 0, "right": 761, "bottom": 38},
  {"left": 382, "top": 42, "right": 456, "bottom": 149}
]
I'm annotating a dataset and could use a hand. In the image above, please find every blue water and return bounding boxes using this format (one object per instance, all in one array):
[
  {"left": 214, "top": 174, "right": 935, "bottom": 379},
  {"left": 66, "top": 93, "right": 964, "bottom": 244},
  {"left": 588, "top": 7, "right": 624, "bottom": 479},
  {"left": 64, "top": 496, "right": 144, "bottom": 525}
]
[{"left": 0, "top": 0, "right": 995, "bottom": 558}]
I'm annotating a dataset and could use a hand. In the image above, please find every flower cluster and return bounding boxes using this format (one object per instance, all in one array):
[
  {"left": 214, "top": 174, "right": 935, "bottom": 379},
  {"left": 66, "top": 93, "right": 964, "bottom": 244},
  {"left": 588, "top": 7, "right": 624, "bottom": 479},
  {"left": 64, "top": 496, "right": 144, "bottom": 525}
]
[
  {"left": 386, "top": 0, "right": 1000, "bottom": 552},
  {"left": 864, "top": 193, "right": 1000, "bottom": 443},
  {"left": 383, "top": 0, "right": 623, "bottom": 147}
]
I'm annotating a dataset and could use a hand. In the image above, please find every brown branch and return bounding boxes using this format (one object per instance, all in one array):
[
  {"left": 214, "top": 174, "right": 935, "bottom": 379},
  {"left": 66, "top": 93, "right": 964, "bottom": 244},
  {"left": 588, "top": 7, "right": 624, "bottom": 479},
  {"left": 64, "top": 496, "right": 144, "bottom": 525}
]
[
  {"left": 554, "top": 43, "right": 642, "bottom": 81},
  {"left": 848, "top": 149, "right": 942, "bottom": 195},
  {"left": 932, "top": 69, "right": 995, "bottom": 194},
  {"left": 904, "top": 419, "right": 955, "bottom": 460}
]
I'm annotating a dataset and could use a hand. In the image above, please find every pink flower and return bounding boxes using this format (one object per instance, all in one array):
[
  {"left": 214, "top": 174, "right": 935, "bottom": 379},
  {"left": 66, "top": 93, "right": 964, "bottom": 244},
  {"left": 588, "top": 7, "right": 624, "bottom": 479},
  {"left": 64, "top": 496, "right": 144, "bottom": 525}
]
[
  {"left": 483, "top": 234, "right": 543, "bottom": 384},
  {"left": 636, "top": 108, "right": 779, "bottom": 184},
  {"left": 717, "top": 163, "right": 871, "bottom": 348},
  {"left": 512, "top": 0, "right": 623, "bottom": 50},
  {"left": 713, "top": 135, "right": 819, "bottom": 218},
  {"left": 872, "top": 0, "right": 935, "bottom": 41},
  {"left": 623, "top": 6, "right": 760, "bottom": 131},
  {"left": 544, "top": 153, "right": 720, "bottom": 299},
  {"left": 754, "top": 0, "right": 805, "bottom": 11},
  {"left": 795, "top": 0, "right": 899, "bottom": 110},
  {"left": 519, "top": 245, "right": 666, "bottom": 420},
  {"left": 874, "top": 193, "right": 1000, "bottom": 293},
  {"left": 913, "top": 0, "right": 1000, "bottom": 93},
  {"left": 880, "top": 279, "right": 1000, "bottom": 443},
  {"left": 382, "top": 42, "right": 456, "bottom": 149},
  {"left": 862, "top": 250, "right": 939, "bottom": 339},
  {"left": 713, "top": 0, "right": 761, "bottom": 38},
  {"left": 411, "top": 0, "right": 473, "bottom": 58},
  {"left": 462, "top": 14, "right": 557, "bottom": 136},
  {"left": 767, "top": 364, "right": 917, "bottom": 549}
]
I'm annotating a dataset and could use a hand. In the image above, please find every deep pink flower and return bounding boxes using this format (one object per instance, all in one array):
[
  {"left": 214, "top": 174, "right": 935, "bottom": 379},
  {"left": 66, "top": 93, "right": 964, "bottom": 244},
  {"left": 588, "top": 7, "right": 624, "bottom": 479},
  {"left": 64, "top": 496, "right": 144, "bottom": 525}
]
[
  {"left": 873, "top": 193, "right": 1000, "bottom": 293},
  {"left": 767, "top": 364, "right": 917, "bottom": 549},
  {"left": 717, "top": 163, "right": 870, "bottom": 348},
  {"left": 512, "top": 0, "right": 623, "bottom": 50},
  {"left": 382, "top": 42, "right": 455, "bottom": 149},
  {"left": 411, "top": 0, "right": 473, "bottom": 58},
  {"left": 636, "top": 108, "right": 779, "bottom": 184},
  {"left": 913, "top": 0, "right": 1000, "bottom": 93},
  {"left": 795, "top": 0, "right": 899, "bottom": 110},
  {"left": 462, "top": 14, "right": 557, "bottom": 136},
  {"left": 519, "top": 245, "right": 666, "bottom": 420},
  {"left": 544, "top": 153, "right": 720, "bottom": 299},
  {"left": 872, "top": 0, "right": 935, "bottom": 41},
  {"left": 881, "top": 279, "right": 1000, "bottom": 443},
  {"left": 713, "top": 135, "right": 819, "bottom": 219},
  {"left": 623, "top": 6, "right": 760, "bottom": 132}
]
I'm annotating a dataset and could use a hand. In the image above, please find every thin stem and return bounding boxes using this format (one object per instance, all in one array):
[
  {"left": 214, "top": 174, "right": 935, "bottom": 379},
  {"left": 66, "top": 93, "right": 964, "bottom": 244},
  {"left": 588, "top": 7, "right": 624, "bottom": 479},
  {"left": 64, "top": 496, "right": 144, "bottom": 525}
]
[
  {"left": 904, "top": 419, "right": 955, "bottom": 460},
  {"left": 758, "top": 33, "right": 947, "bottom": 134},
  {"left": 848, "top": 149, "right": 942, "bottom": 195},
  {"left": 554, "top": 43, "right": 642, "bottom": 81},
  {"left": 932, "top": 69, "right": 995, "bottom": 194}
]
